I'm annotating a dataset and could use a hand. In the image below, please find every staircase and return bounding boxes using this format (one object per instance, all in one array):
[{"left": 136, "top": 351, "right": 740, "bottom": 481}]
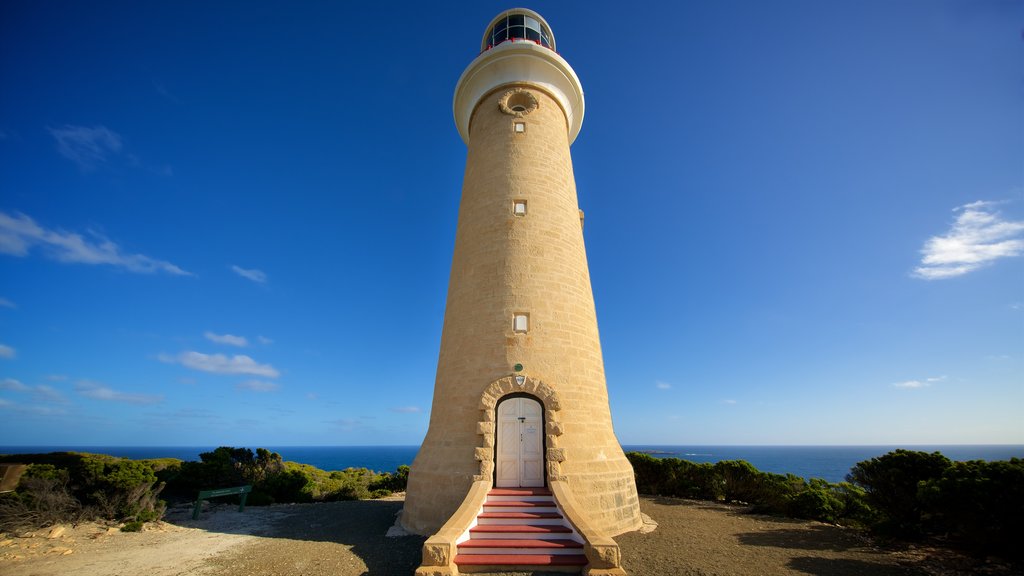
[{"left": 453, "top": 487, "right": 587, "bottom": 572}]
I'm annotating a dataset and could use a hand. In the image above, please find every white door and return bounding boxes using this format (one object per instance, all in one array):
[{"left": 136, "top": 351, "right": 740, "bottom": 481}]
[{"left": 495, "top": 397, "right": 544, "bottom": 488}]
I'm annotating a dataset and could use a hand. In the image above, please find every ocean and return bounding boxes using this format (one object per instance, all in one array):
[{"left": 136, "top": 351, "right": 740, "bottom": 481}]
[{"left": 2, "top": 444, "right": 1020, "bottom": 484}]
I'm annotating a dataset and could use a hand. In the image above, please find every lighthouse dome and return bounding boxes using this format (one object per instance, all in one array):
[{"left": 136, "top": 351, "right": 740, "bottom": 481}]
[{"left": 480, "top": 8, "right": 555, "bottom": 52}]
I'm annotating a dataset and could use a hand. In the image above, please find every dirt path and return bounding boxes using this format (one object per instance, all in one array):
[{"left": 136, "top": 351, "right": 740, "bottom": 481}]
[{"left": 1, "top": 496, "right": 1011, "bottom": 576}]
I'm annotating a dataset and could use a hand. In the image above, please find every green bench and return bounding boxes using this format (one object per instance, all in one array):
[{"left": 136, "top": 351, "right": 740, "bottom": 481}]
[{"left": 192, "top": 485, "right": 252, "bottom": 520}]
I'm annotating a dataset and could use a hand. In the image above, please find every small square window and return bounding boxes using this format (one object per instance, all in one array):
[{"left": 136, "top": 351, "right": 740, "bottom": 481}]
[
  {"left": 513, "top": 122, "right": 525, "bottom": 133},
  {"left": 513, "top": 314, "right": 529, "bottom": 333},
  {"left": 513, "top": 200, "right": 527, "bottom": 216}
]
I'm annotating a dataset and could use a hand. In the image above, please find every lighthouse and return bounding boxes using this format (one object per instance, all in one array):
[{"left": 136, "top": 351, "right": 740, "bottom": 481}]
[{"left": 403, "top": 9, "right": 640, "bottom": 575}]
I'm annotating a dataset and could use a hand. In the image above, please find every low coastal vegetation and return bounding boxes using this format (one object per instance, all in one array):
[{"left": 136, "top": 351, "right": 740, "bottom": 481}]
[
  {"left": 0, "top": 447, "right": 408, "bottom": 533},
  {"left": 626, "top": 449, "right": 1023, "bottom": 561},
  {"left": 2, "top": 448, "right": 1019, "bottom": 562}
]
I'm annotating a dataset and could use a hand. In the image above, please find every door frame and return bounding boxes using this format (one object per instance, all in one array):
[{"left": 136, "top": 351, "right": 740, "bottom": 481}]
[{"left": 493, "top": 392, "right": 547, "bottom": 488}]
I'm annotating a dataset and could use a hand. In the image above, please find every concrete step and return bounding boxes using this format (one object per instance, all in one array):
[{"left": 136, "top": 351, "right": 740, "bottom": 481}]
[
  {"left": 459, "top": 538, "right": 584, "bottom": 556},
  {"left": 477, "top": 511, "right": 564, "bottom": 525},
  {"left": 486, "top": 494, "right": 555, "bottom": 502},
  {"left": 453, "top": 553, "right": 588, "bottom": 568},
  {"left": 483, "top": 501, "right": 559, "bottom": 513},
  {"left": 469, "top": 524, "right": 575, "bottom": 541},
  {"left": 488, "top": 487, "right": 552, "bottom": 497}
]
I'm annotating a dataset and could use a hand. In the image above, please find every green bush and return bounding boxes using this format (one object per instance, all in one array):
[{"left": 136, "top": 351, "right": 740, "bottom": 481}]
[
  {"left": 121, "top": 520, "right": 144, "bottom": 532},
  {"left": 918, "top": 458, "right": 1024, "bottom": 560},
  {"left": 0, "top": 454, "right": 166, "bottom": 530},
  {"left": 847, "top": 449, "right": 951, "bottom": 537},
  {"left": 627, "top": 453, "right": 718, "bottom": 499}
]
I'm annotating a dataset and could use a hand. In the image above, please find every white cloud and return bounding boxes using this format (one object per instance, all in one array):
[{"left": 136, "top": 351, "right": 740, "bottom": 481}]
[
  {"left": 0, "top": 380, "right": 68, "bottom": 411},
  {"left": 914, "top": 201, "right": 1024, "bottom": 280},
  {"left": 160, "top": 351, "right": 280, "bottom": 378},
  {"left": 204, "top": 331, "right": 249, "bottom": 347},
  {"left": 0, "top": 344, "right": 15, "bottom": 359},
  {"left": 325, "top": 418, "right": 365, "bottom": 431},
  {"left": 0, "top": 211, "right": 190, "bottom": 275},
  {"left": 655, "top": 381, "right": 672, "bottom": 390},
  {"left": 722, "top": 399, "right": 738, "bottom": 404},
  {"left": 236, "top": 380, "right": 279, "bottom": 392},
  {"left": 0, "top": 297, "right": 15, "bottom": 308},
  {"left": 1, "top": 378, "right": 29, "bottom": 391},
  {"left": 74, "top": 381, "right": 163, "bottom": 404},
  {"left": 32, "top": 384, "right": 67, "bottom": 404},
  {"left": 258, "top": 336, "right": 273, "bottom": 345},
  {"left": 892, "top": 375, "right": 946, "bottom": 389},
  {"left": 48, "top": 124, "right": 123, "bottom": 170},
  {"left": 231, "top": 265, "right": 267, "bottom": 284},
  {"left": 391, "top": 406, "right": 421, "bottom": 413}
]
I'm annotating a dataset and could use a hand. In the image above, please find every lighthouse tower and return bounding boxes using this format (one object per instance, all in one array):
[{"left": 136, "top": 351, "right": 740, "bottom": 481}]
[{"left": 403, "top": 8, "right": 640, "bottom": 574}]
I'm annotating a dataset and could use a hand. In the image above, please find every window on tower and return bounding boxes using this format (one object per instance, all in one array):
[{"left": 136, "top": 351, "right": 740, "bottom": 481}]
[
  {"left": 485, "top": 12, "right": 553, "bottom": 51},
  {"left": 513, "top": 314, "right": 529, "bottom": 333}
]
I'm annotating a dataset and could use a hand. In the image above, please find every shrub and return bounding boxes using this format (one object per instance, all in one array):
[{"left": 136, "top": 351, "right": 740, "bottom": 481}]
[
  {"left": 121, "top": 520, "right": 144, "bottom": 532},
  {"left": 0, "top": 472, "right": 82, "bottom": 532},
  {"left": 847, "top": 449, "right": 951, "bottom": 537},
  {"left": 918, "top": 458, "right": 1024, "bottom": 559},
  {"left": 0, "top": 456, "right": 166, "bottom": 531}
]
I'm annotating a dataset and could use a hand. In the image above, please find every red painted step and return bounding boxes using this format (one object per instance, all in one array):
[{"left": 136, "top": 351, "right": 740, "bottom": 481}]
[
  {"left": 478, "top": 512, "right": 562, "bottom": 519},
  {"left": 459, "top": 538, "right": 583, "bottom": 549},
  {"left": 488, "top": 487, "right": 552, "bottom": 496},
  {"left": 483, "top": 500, "right": 555, "bottom": 508},
  {"left": 454, "top": 553, "right": 588, "bottom": 566},
  {"left": 469, "top": 524, "right": 573, "bottom": 534}
]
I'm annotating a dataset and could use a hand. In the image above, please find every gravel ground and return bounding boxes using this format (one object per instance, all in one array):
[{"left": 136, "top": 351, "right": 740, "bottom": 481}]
[{"left": 3, "top": 495, "right": 1016, "bottom": 576}]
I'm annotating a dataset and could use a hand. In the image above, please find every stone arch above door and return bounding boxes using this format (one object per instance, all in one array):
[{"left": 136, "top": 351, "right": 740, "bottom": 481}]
[{"left": 473, "top": 376, "right": 567, "bottom": 482}]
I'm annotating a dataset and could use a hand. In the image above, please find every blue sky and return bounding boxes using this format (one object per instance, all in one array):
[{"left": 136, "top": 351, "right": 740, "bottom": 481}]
[{"left": 1, "top": 1, "right": 1021, "bottom": 447}]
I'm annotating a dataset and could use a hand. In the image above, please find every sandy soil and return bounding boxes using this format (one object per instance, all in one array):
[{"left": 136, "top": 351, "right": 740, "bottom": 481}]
[{"left": 1, "top": 495, "right": 1015, "bottom": 576}]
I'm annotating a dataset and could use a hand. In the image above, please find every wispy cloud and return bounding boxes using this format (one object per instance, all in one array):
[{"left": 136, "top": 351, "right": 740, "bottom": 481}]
[
  {"left": 722, "top": 399, "right": 738, "bottom": 404},
  {"left": 48, "top": 124, "right": 123, "bottom": 170},
  {"left": 0, "top": 344, "right": 15, "bottom": 359},
  {"left": 655, "top": 381, "right": 672, "bottom": 390},
  {"left": 3, "top": 378, "right": 70, "bottom": 407},
  {"left": 258, "top": 336, "right": 273, "bottom": 345},
  {"left": 914, "top": 201, "right": 1024, "bottom": 280},
  {"left": 325, "top": 418, "right": 366, "bottom": 431},
  {"left": 0, "top": 297, "right": 15, "bottom": 308},
  {"left": 391, "top": 406, "right": 421, "bottom": 413},
  {"left": 231, "top": 265, "right": 267, "bottom": 284},
  {"left": 0, "top": 211, "right": 191, "bottom": 275},
  {"left": 892, "top": 375, "right": 946, "bottom": 389},
  {"left": 159, "top": 351, "right": 280, "bottom": 378},
  {"left": 204, "top": 331, "right": 249, "bottom": 347},
  {"left": 1, "top": 378, "right": 28, "bottom": 391},
  {"left": 74, "top": 380, "right": 163, "bottom": 404},
  {"left": 236, "top": 380, "right": 279, "bottom": 392}
]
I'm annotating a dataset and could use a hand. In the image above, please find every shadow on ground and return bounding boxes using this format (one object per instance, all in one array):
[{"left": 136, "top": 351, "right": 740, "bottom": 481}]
[
  {"left": 786, "top": 556, "right": 920, "bottom": 576},
  {"left": 736, "top": 525, "right": 863, "bottom": 552},
  {"left": 166, "top": 500, "right": 425, "bottom": 576}
]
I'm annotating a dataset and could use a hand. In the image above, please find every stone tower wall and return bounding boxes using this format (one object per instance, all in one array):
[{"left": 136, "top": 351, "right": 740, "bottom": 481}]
[{"left": 402, "top": 84, "right": 641, "bottom": 536}]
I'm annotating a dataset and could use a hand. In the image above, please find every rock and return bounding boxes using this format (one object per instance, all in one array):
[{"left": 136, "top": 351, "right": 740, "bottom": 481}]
[
  {"left": 47, "top": 525, "right": 67, "bottom": 539},
  {"left": 638, "top": 512, "right": 659, "bottom": 534},
  {"left": 0, "top": 539, "right": 14, "bottom": 547}
]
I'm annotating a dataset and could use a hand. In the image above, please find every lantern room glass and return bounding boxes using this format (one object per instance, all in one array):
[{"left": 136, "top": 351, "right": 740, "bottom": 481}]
[{"left": 485, "top": 12, "right": 553, "bottom": 51}]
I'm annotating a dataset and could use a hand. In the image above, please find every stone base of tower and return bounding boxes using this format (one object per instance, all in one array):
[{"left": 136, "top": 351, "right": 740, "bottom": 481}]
[
  {"left": 409, "top": 478, "right": 631, "bottom": 575},
  {"left": 402, "top": 376, "right": 642, "bottom": 538}
]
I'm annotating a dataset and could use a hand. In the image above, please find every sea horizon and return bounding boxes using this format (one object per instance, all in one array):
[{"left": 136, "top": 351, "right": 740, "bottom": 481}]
[{"left": 3, "top": 443, "right": 1021, "bottom": 484}]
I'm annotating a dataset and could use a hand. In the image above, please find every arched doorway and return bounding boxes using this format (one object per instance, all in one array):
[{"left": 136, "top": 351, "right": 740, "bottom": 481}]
[{"left": 495, "top": 395, "right": 545, "bottom": 487}]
